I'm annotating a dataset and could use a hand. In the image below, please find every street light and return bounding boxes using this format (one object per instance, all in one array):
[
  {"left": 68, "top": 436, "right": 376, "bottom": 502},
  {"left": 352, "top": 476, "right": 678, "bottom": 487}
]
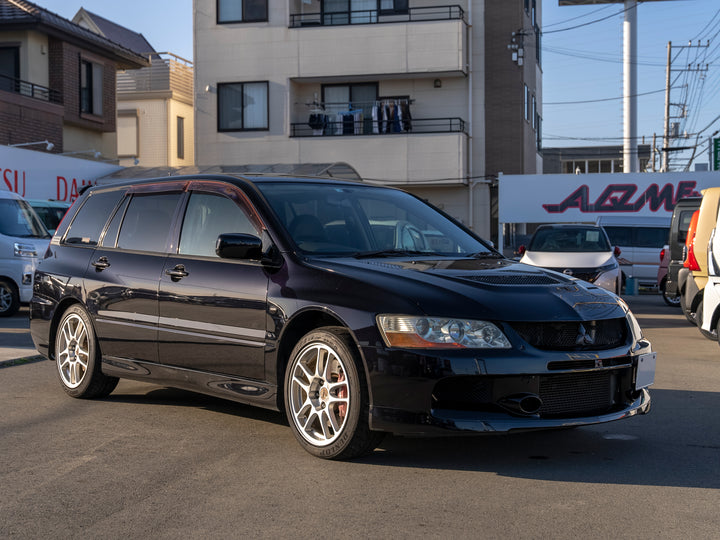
[{"left": 9, "top": 140, "right": 54, "bottom": 151}]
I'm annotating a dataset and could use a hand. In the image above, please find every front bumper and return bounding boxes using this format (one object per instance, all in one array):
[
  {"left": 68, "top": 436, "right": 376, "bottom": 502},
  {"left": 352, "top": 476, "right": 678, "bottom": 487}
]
[{"left": 364, "top": 338, "right": 653, "bottom": 436}]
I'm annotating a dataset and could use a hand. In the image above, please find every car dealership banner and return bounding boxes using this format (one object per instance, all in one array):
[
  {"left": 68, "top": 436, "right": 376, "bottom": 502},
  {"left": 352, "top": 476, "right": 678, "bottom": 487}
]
[
  {"left": 0, "top": 145, "right": 122, "bottom": 202},
  {"left": 499, "top": 171, "right": 720, "bottom": 224}
]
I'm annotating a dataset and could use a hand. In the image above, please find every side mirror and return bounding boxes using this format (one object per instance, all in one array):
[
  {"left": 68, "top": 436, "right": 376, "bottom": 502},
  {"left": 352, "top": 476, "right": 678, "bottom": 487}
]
[
  {"left": 614, "top": 246, "right": 622, "bottom": 257},
  {"left": 216, "top": 233, "right": 263, "bottom": 260},
  {"left": 517, "top": 245, "right": 526, "bottom": 256}
]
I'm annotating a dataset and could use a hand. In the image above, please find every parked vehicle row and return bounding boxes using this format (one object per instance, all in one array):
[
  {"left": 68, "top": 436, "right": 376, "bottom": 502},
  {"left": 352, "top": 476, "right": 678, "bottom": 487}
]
[
  {"left": 659, "top": 188, "right": 720, "bottom": 342},
  {"left": 28, "top": 173, "right": 654, "bottom": 459}
]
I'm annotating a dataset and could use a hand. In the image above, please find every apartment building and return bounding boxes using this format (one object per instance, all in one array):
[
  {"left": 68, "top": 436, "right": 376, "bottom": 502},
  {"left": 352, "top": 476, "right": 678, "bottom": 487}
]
[
  {"left": 194, "top": 0, "right": 542, "bottom": 239},
  {"left": 72, "top": 9, "right": 195, "bottom": 167},
  {"left": 0, "top": 0, "right": 148, "bottom": 157}
]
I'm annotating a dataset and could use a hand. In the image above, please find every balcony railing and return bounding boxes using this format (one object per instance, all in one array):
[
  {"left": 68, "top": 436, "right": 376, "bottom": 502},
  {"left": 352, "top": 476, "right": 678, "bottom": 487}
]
[
  {"left": 290, "top": 117, "right": 465, "bottom": 137},
  {"left": 289, "top": 5, "right": 465, "bottom": 28},
  {"left": 0, "top": 73, "right": 62, "bottom": 104},
  {"left": 117, "top": 52, "right": 193, "bottom": 102}
]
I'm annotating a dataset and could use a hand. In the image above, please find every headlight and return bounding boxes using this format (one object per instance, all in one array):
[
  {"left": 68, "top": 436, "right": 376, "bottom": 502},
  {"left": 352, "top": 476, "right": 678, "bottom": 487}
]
[
  {"left": 616, "top": 298, "right": 643, "bottom": 339},
  {"left": 14, "top": 243, "right": 37, "bottom": 257},
  {"left": 597, "top": 261, "right": 618, "bottom": 272},
  {"left": 377, "top": 315, "right": 511, "bottom": 349}
]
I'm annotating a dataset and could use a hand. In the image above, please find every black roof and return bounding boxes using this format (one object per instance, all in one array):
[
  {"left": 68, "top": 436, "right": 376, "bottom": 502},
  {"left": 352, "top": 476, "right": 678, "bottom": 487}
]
[
  {"left": 76, "top": 8, "right": 155, "bottom": 56},
  {"left": 0, "top": 0, "right": 149, "bottom": 69}
]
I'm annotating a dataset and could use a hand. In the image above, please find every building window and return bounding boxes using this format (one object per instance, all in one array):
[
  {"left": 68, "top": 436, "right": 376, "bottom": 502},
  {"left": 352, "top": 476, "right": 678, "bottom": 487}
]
[
  {"left": 532, "top": 95, "right": 537, "bottom": 131},
  {"left": 80, "top": 59, "right": 103, "bottom": 115},
  {"left": 117, "top": 110, "right": 138, "bottom": 157},
  {"left": 0, "top": 46, "right": 20, "bottom": 92},
  {"left": 323, "top": 0, "right": 406, "bottom": 25},
  {"left": 177, "top": 116, "right": 185, "bottom": 159},
  {"left": 536, "top": 115, "right": 542, "bottom": 150},
  {"left": 524, "top": 85, "right": 530, "bottom": 122},
  {"left": 218, "top": 81, "right": 269, "bottom": 131},
  {"left": 217, "top": 0, "right": 268, "bottom": 23},
  {"left": 532, "top": 0, "right": 537, "bottom": 27}
]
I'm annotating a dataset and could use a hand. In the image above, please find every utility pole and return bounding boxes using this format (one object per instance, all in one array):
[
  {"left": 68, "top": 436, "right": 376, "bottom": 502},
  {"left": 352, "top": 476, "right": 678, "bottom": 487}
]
[{"left": 662, "top": 40, "right": 709, "bottom": 172}]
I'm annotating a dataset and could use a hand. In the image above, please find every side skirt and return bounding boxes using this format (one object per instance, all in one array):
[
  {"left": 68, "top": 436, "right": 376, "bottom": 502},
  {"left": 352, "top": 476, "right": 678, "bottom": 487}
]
[{"left": 101, "top": 356, "right": 279, "bottom": 411}]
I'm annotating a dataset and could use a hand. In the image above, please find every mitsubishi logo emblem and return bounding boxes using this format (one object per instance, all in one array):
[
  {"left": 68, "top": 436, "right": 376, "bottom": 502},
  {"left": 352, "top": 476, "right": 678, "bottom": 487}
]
[
  {"left": 563, "top": 269, "right": 574, "bottom": 276},
  {"left": 576, "top": 324, "right": 596, "bottom": 346}
]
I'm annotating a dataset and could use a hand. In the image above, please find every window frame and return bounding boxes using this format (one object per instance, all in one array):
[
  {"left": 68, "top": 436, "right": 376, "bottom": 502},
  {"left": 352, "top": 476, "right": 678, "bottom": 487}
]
[
  {"left": 80, "top": 57, "right": 103, "bottom": 117},
  {"left": 216, "top": 0, "right": 268, "bottom": 24},
  {"left": 177, "top": 116, "right": 185, "bottom": 160},
  {"left": 217, "top": 81, "right": 269, "bottom": 132}
]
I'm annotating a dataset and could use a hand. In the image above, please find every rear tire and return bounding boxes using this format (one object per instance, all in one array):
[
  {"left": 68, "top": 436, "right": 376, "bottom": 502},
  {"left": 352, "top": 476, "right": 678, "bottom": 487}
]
[
  {"left": 55, "top": 305, "right": 118, "bottom": 398},
  {"left": 0, "top": 279, "right": 20, "bottom": 317},
  {"left": 284, "top": 327, "right": 383, "bottom": 460}
]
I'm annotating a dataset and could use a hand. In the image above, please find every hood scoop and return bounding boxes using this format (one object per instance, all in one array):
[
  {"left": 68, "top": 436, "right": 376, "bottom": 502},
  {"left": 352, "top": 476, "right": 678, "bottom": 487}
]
[{"left": 459, "top": 273, "right": 565, "bottom": 286}]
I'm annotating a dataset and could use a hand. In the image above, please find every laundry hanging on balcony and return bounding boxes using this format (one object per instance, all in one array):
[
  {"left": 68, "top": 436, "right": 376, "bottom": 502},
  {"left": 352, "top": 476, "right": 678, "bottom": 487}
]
[{"left": 372, "top": 100, "right": 412, "bottom": 134}]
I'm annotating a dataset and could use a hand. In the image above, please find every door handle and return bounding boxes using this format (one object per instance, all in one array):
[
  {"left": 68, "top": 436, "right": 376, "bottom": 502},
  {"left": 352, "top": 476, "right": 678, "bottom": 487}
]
[
  {"left": 91, "top": 256, "right": 110, "bottom": 270},
  {"left": 165, "top": 264, "right": 189, "bottom": 281}
]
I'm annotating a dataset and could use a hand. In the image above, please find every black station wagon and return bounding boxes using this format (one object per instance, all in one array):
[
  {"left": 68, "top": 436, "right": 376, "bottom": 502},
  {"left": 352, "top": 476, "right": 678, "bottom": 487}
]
[{"left": 30, "top": 174, "right": 655, "bottom": 459}]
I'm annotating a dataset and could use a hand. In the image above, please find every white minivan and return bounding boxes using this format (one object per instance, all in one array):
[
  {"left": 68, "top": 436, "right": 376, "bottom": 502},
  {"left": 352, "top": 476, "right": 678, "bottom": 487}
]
[{"left": 0, "top": 190, "right": 51, "bottom": 316}]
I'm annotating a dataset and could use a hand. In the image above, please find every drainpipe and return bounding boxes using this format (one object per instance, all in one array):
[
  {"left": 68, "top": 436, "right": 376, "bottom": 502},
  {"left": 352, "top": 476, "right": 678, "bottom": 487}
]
[{"left": 466, "top": 0, "right": 474, "bottom": 230}]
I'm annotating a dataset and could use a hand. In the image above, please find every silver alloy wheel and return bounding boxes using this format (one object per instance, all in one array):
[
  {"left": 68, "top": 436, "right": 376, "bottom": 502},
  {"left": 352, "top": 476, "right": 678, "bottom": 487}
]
[
  {"left": 57, "top": 313, "right": 90, "bottom": 389},
  {"left": 0, "top": 284, "right": 11, "bottom": 312},
  {"left": 288, "top": 342, "right": 351, "bottom": 446}
]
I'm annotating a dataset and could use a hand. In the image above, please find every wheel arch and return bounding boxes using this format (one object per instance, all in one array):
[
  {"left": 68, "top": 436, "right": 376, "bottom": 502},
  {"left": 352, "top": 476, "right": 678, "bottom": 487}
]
[{"left": 275, "top": 308, "right": 367, "bottom": 409}]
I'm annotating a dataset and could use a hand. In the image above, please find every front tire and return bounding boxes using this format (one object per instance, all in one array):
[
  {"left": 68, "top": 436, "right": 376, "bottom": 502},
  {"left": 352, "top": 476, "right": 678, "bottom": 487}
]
[
  {"left": 0, "top": 279, "right": 20, "bottom": 317},
  {"left": 55, "top": 305, "right": 118, "bottom": 398},
  {"left": 284, "top": 328, "right": 383, "bottom": 460}
]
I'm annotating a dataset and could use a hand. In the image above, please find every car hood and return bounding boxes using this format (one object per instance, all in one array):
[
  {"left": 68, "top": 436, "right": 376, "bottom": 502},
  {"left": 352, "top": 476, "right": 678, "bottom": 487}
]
[
  {"left": 308, "top": 256, "right": 625, "bottom": 322},
  {"left": 520, "top": 251, "right": 615, "bottom": 269}
]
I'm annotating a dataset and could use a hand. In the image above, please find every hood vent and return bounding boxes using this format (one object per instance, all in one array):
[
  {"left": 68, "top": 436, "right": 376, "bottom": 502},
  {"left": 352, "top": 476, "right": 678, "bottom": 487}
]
[{"left": 460, "top": 273, "right": 564, "bottom": 286}]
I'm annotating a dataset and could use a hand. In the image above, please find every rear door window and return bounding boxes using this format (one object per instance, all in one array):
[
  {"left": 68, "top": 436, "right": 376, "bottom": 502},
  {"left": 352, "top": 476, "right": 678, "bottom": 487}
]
[
  {"left": 63, "top": 190, "right": 124, "bottom": 246},
  {"left": 117, "top": 193, "right": 181, "bottom": 253}
]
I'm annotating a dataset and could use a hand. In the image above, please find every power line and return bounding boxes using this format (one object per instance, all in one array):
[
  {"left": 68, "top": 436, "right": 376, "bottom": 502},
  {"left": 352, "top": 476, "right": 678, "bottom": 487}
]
[
  {"left": 542, "top": 2, "right": 641, "bottom": 35},
  {"left": 544, "top": 88, "right": 669, "bottom": 106}
]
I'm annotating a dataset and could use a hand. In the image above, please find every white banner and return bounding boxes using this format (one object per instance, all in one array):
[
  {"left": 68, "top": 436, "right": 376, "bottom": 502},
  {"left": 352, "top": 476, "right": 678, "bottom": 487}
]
[
  {"left": 499, "top": 171, "right": 720, "bottom": 224},
  {"left": 0, "top": 146, "right": 122, "bottom": 202}
]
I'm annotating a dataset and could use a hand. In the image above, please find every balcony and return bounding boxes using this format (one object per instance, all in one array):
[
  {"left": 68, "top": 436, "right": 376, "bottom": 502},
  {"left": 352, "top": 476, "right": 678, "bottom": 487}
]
[
  {"left": 289, "top": 5, "right": 465, "bottom": 27},
  {"left": 290, "top": 6, "right": 467, "bottom": 79},
  {"left": 290, "top": 117, "right": 464, "bottom": 137},
  {"left": 0, "top": 73, "right": 62, "bottom": 104},
  {"left": 117, "top": 53, "right": 193, "bottom": 103}
]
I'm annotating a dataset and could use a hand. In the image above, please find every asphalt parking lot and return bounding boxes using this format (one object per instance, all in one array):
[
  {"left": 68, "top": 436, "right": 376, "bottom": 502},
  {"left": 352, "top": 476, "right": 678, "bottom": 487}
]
[{"left": 1, "top": 294, "right": 719, "bottom": 538}]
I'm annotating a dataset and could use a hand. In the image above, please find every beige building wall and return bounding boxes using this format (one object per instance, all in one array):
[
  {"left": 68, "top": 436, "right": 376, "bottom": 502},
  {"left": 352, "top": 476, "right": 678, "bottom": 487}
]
[
  {"left": 194, "top": 0, "right": 535, "bottom": 239},
  {"left": 63, "top": 125, "right": 117, "bottom": 159},
  {"left": 1, "top": 30, "right": 50, "bottom": 87}
]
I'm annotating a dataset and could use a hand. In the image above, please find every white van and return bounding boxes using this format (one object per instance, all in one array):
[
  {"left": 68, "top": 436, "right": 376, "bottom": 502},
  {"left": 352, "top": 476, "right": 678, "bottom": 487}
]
[
  {"left": 0, "top": 190, "right": 51, "bottom": 316},
  {"left": 598, "top": 216, "right": 670, "bottom": 289}
]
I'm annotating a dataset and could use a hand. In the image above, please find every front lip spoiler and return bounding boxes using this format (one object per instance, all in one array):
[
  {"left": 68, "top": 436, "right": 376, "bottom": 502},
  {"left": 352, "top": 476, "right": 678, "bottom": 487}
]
[
  {"left": 370, "top": 388, "right": 651, "bottom": 436},
  {"left": 430, "top": 388, "right": 651, "bottom": 434}
]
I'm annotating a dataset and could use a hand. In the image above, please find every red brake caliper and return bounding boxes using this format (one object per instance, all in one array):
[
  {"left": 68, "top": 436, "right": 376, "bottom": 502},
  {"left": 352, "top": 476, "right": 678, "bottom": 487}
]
[{"left": 338, "top": 372, "right": 347, "bottom": 419}]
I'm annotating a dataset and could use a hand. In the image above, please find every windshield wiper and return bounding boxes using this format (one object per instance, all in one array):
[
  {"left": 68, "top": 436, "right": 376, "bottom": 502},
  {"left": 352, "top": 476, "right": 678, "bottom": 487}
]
[
  {"left": 471, "top": 251, "right": 505, "bottom": 259},
  {"left": 354, "top": 249, "right": 435, "bottom": 259}
]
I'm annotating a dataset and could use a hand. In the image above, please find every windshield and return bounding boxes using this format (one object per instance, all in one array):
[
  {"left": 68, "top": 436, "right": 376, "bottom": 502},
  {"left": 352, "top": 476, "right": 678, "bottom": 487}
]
[
  {"left": 528, "top": 226, "right": 611, "bottom": 253},
  {"left": 0, "top": 198, "right": 50, "bottom": 238},
  {"left": 257, "top": 182, "right": 494, "bottom": 257}
]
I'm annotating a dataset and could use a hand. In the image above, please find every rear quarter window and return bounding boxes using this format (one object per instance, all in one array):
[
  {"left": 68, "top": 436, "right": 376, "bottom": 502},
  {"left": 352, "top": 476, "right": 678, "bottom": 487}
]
[
  {"left": 603, "top": 226, "right": 669, "bottom": 248},
  {"left": 64, "top": 190, "right": 125, "bottom": 246}
]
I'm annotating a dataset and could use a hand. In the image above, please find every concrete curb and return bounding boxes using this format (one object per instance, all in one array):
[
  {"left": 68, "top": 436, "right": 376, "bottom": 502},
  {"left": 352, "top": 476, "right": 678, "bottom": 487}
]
[{"left": 0, "top": 355, "right": 46, "bottom": 368}]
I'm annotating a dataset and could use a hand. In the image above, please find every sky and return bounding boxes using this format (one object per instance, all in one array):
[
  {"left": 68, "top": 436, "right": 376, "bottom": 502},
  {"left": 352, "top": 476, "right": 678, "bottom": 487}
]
[{"left": 34, "top": 0, "right": 720, "bottom": 171}]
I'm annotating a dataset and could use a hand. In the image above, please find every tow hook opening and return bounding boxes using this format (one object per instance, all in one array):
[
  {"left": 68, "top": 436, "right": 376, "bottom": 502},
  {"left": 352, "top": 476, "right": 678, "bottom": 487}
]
[{"left": 498, "top": 393, "right": 543, "bottom": 416}]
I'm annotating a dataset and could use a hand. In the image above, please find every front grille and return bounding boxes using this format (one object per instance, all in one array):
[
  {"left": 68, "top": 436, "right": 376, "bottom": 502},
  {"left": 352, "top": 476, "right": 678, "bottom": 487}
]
[
  {"left": 538, "top": 371, "right": 614, "bottom": 417},
  {"left": 432, "top": 370, "right": 628, "bottom": 418},
  {"left": 510, "top": 318, "right": 628, "bottom": 351},
  {"left": 460, "top": 273, "right": 564, "bottom": 285},
  {"left": 548, "top": 267, "right": 600, "bottom": 283}
]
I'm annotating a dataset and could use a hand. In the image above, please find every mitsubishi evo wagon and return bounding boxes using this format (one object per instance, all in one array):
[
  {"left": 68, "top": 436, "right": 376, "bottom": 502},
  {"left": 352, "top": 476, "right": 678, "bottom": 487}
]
[{"left": 30, "top": 174, "right": 654, "bottom": 459}]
